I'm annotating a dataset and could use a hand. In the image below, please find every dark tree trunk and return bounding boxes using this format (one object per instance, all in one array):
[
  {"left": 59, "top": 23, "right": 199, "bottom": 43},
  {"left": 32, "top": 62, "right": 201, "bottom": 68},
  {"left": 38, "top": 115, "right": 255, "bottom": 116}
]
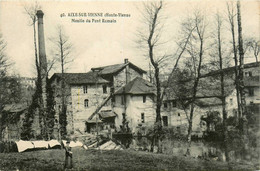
[
  {"left": 146, "top": 2, "right": 163, "bottom": 153},
  {"left": 187, "top": 36, "right": 203, "bottom": 143},
  {"left": 216, "top": 14, "right": 228, "bottom": 144},
  {"left": 227, "top": 2, "right": 242, "bottom": 120},
  {"left": 237, "top": 0, "right": 247, "bottom": 135}
]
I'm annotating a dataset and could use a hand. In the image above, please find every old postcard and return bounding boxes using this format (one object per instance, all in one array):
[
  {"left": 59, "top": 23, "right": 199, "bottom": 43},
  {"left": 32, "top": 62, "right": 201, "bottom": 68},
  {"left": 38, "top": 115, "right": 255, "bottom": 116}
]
[{"left": 0, "top": 0, "right": 259, "bottom": 170}]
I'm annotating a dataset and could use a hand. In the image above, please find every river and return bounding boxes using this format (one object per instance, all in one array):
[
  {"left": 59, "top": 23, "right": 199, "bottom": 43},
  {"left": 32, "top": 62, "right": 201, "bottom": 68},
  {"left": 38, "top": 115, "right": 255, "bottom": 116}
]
[{"left": 115, "top": 136, "right": 259, "bottom": 164}]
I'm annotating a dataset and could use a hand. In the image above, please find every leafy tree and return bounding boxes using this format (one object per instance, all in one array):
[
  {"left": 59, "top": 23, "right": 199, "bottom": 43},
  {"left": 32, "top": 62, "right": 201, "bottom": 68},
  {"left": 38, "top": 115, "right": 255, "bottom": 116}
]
[{"left": 201, "top": 111, "right": 222, "bottom": 132}]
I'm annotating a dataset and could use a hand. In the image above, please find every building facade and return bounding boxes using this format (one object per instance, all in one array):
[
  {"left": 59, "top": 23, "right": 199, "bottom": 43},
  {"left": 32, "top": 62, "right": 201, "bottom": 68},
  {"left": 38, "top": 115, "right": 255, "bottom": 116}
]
[
  {"left": 50, "top": 61, "right": 259, "bottom": 137},
  {"left": 50, "top": 59, "right": 146, "bottom": 137}
]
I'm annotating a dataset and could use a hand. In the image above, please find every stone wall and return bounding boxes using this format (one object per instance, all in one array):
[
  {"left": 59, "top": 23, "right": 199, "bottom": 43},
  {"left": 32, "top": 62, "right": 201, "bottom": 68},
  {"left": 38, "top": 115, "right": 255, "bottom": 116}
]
[
  {"left": 70, "top": 84, "right": 111, "bottom": 133},
  {"left": 113, "top": 67, "right": 143, "bottom": 91},
  {"left": 113, "top": 94, "right": 156, "bottom": 133}
]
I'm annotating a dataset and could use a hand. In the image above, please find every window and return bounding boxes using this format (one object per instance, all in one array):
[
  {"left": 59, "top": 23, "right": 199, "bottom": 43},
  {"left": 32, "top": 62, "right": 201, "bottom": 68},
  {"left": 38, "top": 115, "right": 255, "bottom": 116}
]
[
  {"left": 103, "top": 85, "right": 107, "bottom": 94},
  {"left": 141, "top": 113, "right": 145, "bottom": 123},
  {"left": 110, "top": 87, "right": 115, "bottom": 93},
  {"left": 164, "top": 102, "right": 168, "bottom": 108},
  {"left": 143, "top": 95, "right": 146, "bottom": 103},
  {"left": 178, "top": 113, "right": 180, "bottom": 117},
  {"left": 230, "top": 98, "right": 233, "bottom": 105},
  {"left": 112, "top": 96, "right": 115, "bottom": 103},
  {"left": 84, "top": 99, "right": 89, "bottom": 108},
  {"left": 122, "top": 113, "right": 126, "bottom": 122},
  {"left": 57, "top": 77, "right": 60, "bottom": 84},
  {"left": 249, "top": 88, "right": 254, "bottom": 96},
  {"left": 172, "top": 100, "right": 177, "bottom": 107},
  {"left": 83, "top": 85, "right": 88, "bottom": 94},
  {"left": 121, "top": 95, "right": 125, "bottom": 105},
  {"left": 245, "top": 71, "right": 253, "bottom": 77},
  {"left": 162, "top": 116, "right": 168, "bottom": 126}
]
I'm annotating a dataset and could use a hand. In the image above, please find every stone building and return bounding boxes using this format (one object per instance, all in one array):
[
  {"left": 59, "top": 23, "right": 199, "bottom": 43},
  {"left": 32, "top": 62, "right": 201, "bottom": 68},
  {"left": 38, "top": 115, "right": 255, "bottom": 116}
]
[
  {"left": 50, "top": 60, "right": 259, "bottom": 137},
  {"left": 113, "top": 77, "right": 156, "bottom": 133},
  {"left": 50, "top": 59, "right": 146, "bottom": 136},
  {"left": 160, "top": 61, "right": 260, "bottom": 135}
]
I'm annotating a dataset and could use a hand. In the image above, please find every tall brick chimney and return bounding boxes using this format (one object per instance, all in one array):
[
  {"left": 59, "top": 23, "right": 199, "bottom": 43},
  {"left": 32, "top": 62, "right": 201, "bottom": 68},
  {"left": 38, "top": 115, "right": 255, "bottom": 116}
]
[{"left": 36, "top": 10, "right": 48, "bottom": 108}]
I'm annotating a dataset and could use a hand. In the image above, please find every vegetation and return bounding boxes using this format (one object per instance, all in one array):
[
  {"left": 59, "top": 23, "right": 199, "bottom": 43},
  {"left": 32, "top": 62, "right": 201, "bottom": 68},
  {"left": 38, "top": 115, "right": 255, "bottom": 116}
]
[
  {"left": 21, "top": 3, "right": 56, "bottom": 140},
  {"left": 0, "top": 33, "right": 22, "bottom": 140},
  {"left": 0, "top": 148, "right": 257, "bottom": 171},
  {"left": 49, "top": 26, "right": 74, "bottom": 138},
  {"left": 137, "top": 1, "right": 165, "bottom": 152}
]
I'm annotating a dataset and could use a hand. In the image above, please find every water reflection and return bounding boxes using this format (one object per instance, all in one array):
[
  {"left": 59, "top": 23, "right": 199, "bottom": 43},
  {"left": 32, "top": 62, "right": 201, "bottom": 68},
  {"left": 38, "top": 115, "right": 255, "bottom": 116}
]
[{"left": 116, "top": 137, "right": 259, "bottom": 164}]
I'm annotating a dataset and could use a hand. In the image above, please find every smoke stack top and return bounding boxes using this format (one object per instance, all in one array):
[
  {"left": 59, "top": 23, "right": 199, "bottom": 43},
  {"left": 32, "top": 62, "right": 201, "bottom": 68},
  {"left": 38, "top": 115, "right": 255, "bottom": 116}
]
[{"left": 36, "top": 10, "right": 44, "bottom": 18}]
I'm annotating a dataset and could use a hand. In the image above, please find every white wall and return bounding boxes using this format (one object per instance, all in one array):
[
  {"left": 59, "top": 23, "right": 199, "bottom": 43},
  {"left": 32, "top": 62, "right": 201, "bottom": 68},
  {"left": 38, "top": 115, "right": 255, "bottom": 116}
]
[
  {"left": 70, "top": 84, "right": 111, "bottom": 132},
  {"left": 113, "top": 94, "right": 156, "bottom": 133}
]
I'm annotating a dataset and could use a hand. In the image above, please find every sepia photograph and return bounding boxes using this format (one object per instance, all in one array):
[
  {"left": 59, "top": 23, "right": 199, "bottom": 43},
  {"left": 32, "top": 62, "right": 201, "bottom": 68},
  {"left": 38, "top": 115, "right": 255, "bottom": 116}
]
[{"left": 0, "top": 0, "right": 259, "bottom": 170}]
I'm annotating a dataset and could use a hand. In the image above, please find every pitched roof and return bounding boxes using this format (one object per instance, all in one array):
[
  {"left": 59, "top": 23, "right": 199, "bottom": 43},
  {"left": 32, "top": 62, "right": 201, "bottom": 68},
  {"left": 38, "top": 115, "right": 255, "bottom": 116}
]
[
  {"left": 195, "top": 97, "right": 222, "bottom": 107},
  {"left": 201, "top": 62, "right": 260, "bottom": 78},
  {"left": 99, "top": 110, "right": 117, "bottom": 118},
  {"left": 115, "top": 77, "right": 156, "bottom": 95},
  {"left": 91, "top": 62, "right": 146, "bottom": 75},
  {"left": 50, "top": 72, "right": 109, "bottom": 85},
  {"left": 86, "top": 115, "right": 103, "bottom": 123}
]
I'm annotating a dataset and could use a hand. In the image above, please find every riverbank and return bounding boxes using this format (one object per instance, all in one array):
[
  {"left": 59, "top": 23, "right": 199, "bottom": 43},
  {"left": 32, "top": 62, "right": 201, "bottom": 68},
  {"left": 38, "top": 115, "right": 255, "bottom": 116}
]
[{"left": 0, "top": 148, "right": 257, "bottom": 170}]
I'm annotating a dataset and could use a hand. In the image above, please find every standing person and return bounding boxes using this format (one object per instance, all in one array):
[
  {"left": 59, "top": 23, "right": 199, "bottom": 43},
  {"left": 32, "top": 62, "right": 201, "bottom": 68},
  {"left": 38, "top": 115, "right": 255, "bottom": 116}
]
[{"left": 64, "top": 140, "right": 73, "bottom": 169}]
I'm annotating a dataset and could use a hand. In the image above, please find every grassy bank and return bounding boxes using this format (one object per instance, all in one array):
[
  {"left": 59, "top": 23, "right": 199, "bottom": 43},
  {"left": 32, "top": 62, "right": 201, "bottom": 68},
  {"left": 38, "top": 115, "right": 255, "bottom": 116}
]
[{"left": 0, "top": 148, "right": 257, "bottom": 171}]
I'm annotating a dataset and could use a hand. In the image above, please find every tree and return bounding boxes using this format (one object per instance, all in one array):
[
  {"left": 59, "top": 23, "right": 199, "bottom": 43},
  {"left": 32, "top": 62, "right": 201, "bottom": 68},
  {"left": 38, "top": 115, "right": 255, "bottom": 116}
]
[
  {"left": 227, "top": 1, "right": 242, "bottom": 120},
  {"left": 215, "top": 12, "right": 228, "bottom": 143},
  {"left": 49, "top": 26, "right": 74, "bottom": 138},
  {"left": 24, "top": 2, "right": 41, "bottom": 76},
  {"left": 183, "top": 11, "right": 207, "bottom": 143},
  {"left": 237, "top": 0, "right": 247, "bottom": 133},
  {"left": 137, "top": 1, "right": 166, "bottom": 153},
  {"left": 22, "top": 5, "right": 53, "bottom": 140},
  {"left": 0, "top": 34, "right": 10, "bottom": 140},
  {"left": 201, "top": 111, "right": 222, "bottom": 133},
  {"left": 0, "top": 33, "right": 23, "bottom": 141}
]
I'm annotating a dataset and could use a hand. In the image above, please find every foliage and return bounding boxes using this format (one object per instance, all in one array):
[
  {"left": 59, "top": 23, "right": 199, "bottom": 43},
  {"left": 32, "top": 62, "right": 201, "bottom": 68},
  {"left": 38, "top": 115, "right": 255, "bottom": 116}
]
[
  {"left": 0, "top": 34, "right": 23, "bottom": 140},
  {"left": 46, "top": 79, "right": 55, "bottom": 139},
  {"left": 0, "top": 148, "right": 257, "bottom": 170},
  {"left": 59, "top": 105, "right": 67, "bottom": 139},
  {"left": 201, "top": 111, "right": 222, "bottom": 131},
  {"left": 21, "top": 77, "right": 41, "bottom": 140}
]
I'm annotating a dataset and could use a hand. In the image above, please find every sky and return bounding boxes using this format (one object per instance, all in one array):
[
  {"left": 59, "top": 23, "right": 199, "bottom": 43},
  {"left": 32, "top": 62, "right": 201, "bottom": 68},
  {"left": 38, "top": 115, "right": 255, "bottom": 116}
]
[{"left": 0, "top": 0, "right": 259, "bottom": 77}]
